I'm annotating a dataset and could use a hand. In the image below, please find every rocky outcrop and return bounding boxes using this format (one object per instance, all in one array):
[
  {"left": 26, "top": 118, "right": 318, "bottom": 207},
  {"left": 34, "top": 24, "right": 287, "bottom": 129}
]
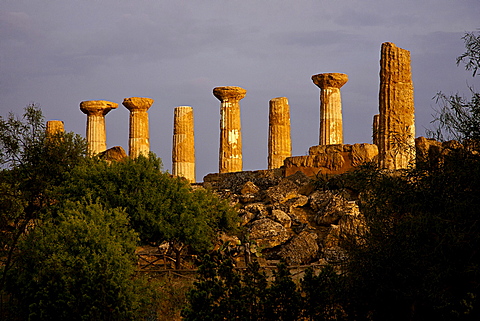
[{"left": 204, "top": 169, "right": 364, "bottom": 266}]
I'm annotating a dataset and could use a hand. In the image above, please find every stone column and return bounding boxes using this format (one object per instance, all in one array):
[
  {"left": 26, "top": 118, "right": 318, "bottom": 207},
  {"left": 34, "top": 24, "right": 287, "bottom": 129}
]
[
  {"left": 268, "top": 97, "right": 292, "bottom": 169},
  {"left": 213, "top": 86, "right": 246, "bottom": 173},
  {"left": 122, "top": 97, "right": 154, "bottom": 158},
  {"left": 46, "top": 120, "right": 64, "bottom": 135},
  {"left": 80, "top": 100, "right": 118, "bottom": 155},
  {"left": 172, "top": 106, "right": 196, "bottom": 183},
  {"left": 312, "top": 73, "right": 348, "bottom": 145},
  {"left": 378, "top": 42, "right": 415, "bottom": 169}
]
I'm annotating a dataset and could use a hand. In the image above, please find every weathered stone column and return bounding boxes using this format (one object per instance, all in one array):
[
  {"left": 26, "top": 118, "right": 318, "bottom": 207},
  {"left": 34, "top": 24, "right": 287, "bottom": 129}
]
[
  {"left": 213, "top": 86, "right": 246, "bottom": 173},
  {"left": 122, "top": 97, "right": 154, "bottom": 158},
  {"left": 312, "top": 73, "right": 348, "bottom": 145},
  {"left": 80, "top": 100, "right": 118, "bottom": 155},
  {"left": 172, "top": 106, "right": 196, "bottom": 183},
  {"left": 268, "top": 97, "right": 292, "bottom": 169},
  {"left": 378, "top": 42, "right": 415, "bottom": 169},
  {"left": 46, "top": 120, "right": 64, "bottom": 135}
]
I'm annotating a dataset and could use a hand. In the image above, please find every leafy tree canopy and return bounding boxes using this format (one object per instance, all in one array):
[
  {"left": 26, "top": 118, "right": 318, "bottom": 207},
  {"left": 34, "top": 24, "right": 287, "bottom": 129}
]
[
  {"left": 7, "top": 201, "right": 153, "bottom": 321},
  {"left": 56, "top": 154, "right": 239, "bottom": 268}
]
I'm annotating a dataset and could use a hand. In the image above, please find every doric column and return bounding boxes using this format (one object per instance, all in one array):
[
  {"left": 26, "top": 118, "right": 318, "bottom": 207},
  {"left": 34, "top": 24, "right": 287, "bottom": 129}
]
[
  {"left": 122, "top": 97, "right": 154, "bottom": 158},
  {"left": 213, "top": 86, "right": 246, "bottom": 173},
  {"left": 172, "top": 106, "right": 196, "bottom": 183},
  {"left": 46, "top": 120, "right": 64, "bottom": 135},
  {"left": 378, "top": 42, "right": 415, "bottom": 169},
  {"left": 268, "top": 97, "right": 292, "bottom": 169},
  {"left": 312, "top": 73, "right": 348, "bottom": 145},
  {"left": 80, "top": 100, "right": 118, "bottom": 155}
]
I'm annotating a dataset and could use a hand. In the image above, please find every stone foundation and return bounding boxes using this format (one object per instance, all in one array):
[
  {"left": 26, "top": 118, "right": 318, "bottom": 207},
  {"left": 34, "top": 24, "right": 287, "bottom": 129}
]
[{"left": 284, "top": 143, "right": 378, "bottom": 177}]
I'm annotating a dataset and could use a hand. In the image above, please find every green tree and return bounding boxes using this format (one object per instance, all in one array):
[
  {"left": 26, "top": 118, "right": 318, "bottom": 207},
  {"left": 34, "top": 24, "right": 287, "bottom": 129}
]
[
  {"left": 263, "top": 262, "right": 302, "bottom": 321},
  {"left": 57, "top": 154, "right": 238, "bottom": 269},
  {"left": 6, "top": 201, "right": 153, "bottom": 320},
  {"left": 318, "top": 149, "right": 480, "bottom": 320},
  {"left": 301, "top": 265, "right": 346, "bottom": 320},
  {"left": 0, "top": 105, "right": 88, "bottom": 292}
]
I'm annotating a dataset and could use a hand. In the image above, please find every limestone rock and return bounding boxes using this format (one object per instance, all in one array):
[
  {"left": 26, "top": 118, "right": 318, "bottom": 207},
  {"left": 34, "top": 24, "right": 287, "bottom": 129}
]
[
  {"left": 266, "top": 171, "right": 312, "bottom": 203},
  {"left": 98, "top": 146, "right": 127, "bottom": 162},
  {"left": 241, "top": 181, "right": 260, "bottom": 195},
  {"left": 278, "top": 231, "right": 319, "bottom": 265},
  {"left": 243, "top": 203, "right": 268, "bottom": 219},
  {"left": 351, "top": 143, "right": 378, "bottom": 166},
  {"left": 269, "top": 209, "right": 292, "bottom": 228},
  {"left": 249, "top": 218, "right": 290, "bottom": 249},
  {"left": 310, "top": 191, "right": 350, "bottom": 225},
  {"left": 238, "top": 209, "right": 256, "bottom": 226}
]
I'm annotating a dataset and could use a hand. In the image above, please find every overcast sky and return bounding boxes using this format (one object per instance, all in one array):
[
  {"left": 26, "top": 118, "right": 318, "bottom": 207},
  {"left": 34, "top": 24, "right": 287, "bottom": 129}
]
[{"left": 1, "top": 0, "right": 479, "bottom": 181}]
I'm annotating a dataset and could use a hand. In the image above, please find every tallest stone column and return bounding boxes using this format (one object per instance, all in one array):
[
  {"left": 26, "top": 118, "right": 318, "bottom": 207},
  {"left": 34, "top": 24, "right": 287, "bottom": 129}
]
[
  {"left": 312, "top": 73, "right": 348, "bottom": 145},
  {"left": 213, "top": 86, "right": 246, "bottom": 173},
  {"left": 80, "top": 100, "right": 118, "bottom": 155},
  {"left": 378, "top": 42, "right": 415, "bottom": 169},
  {"left": 123, "top": 97, "right": 154, "bottom": 158}
]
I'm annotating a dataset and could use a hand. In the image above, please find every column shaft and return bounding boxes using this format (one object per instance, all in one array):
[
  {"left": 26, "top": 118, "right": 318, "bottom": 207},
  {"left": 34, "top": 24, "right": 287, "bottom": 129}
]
[
  {"left": 80, "top": 100, "right": 118, "bottom": 155},
  {"left": 213, "top": 86, "right": 246, "bottom": 173},
  {"left": 320, "top": 88, "right": 343, "bottom": 145},
  {"left": 123, "top": 97, "right": 154, "bottom": 158},
  {"left": 268, "top": 97, "right": 292, "bottom": 169},
  {"left": 312, "top": 73, "right": 348, "bottom": 145},
  {"left": 87, "top": 113, "right": 107, "bottom": 154},
  {"left": 172, "top": 106, "right": 196, "bottom": 182},
  {"left": 46, "top": 120, "right": 65, "bottom": 135},
  {"left": 378, "top": 42, "right": 415, "bottom": 169}
]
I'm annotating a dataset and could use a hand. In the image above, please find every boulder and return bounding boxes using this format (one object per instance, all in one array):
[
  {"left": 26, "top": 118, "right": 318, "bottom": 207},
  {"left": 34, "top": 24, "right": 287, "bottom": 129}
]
[
  {"left": 249, "top": 218, "right": 290, "bottom": 249},
  {"left": 269, "top": 209, "right": 292, "bottom": 228},
  {"left": 266, "top": 171, "right": 312, "bottom": 204},
  {"left": 278, "top": 231, "right": 319, "bottom": 265}
]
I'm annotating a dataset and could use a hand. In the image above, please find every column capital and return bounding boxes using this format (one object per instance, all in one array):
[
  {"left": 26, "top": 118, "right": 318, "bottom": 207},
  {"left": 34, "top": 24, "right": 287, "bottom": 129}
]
[
  {"left": 80, "top": 100, "right": 118, "bottom": 116},
  {"left": 213, "top": 86, "right": 247, "bottom": 101},
  {"left": 122, "top": 97, "right": 154, "bottom": 112},
  {"left": 312, "top": 73, "right": 348, "bottom": 89}
]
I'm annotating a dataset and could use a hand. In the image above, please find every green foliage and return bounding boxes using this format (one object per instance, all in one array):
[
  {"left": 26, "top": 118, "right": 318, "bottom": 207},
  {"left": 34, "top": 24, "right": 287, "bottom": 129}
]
[
  {"left": 0, "top": 105, "right": 88, "bottom": 293},
  {"left": 263, "top": 262, "right": 302, "bottom": 321},
  {"left": 429, "top": 89, "right": 480, "bottom": 142},
  {"left": 183, "top": 251, "right": 344, "bottom": 321},
  {"left": 301, "top": 265, "right": 346, "bottom": 320},
  {"left": 57, "top": 154, "right": 238, "bottom": 268},
  {"left": 429, "top": 31, "right": 480, "bottom": 142},
  {"left": 457, "top": 31, "right": 480, "bottom": 77},
  {"left": 7, "top": 201, "right": 153, "bottom": 320},
  {"left": 314, "top": 148, "right": 480, "bottom": 320}
]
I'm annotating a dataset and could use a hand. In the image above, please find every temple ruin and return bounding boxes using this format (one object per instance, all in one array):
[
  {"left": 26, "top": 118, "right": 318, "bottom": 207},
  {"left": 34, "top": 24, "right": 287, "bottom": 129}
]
[{"left": 72, "top": 41, "right": 416, "bottom": 182}]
